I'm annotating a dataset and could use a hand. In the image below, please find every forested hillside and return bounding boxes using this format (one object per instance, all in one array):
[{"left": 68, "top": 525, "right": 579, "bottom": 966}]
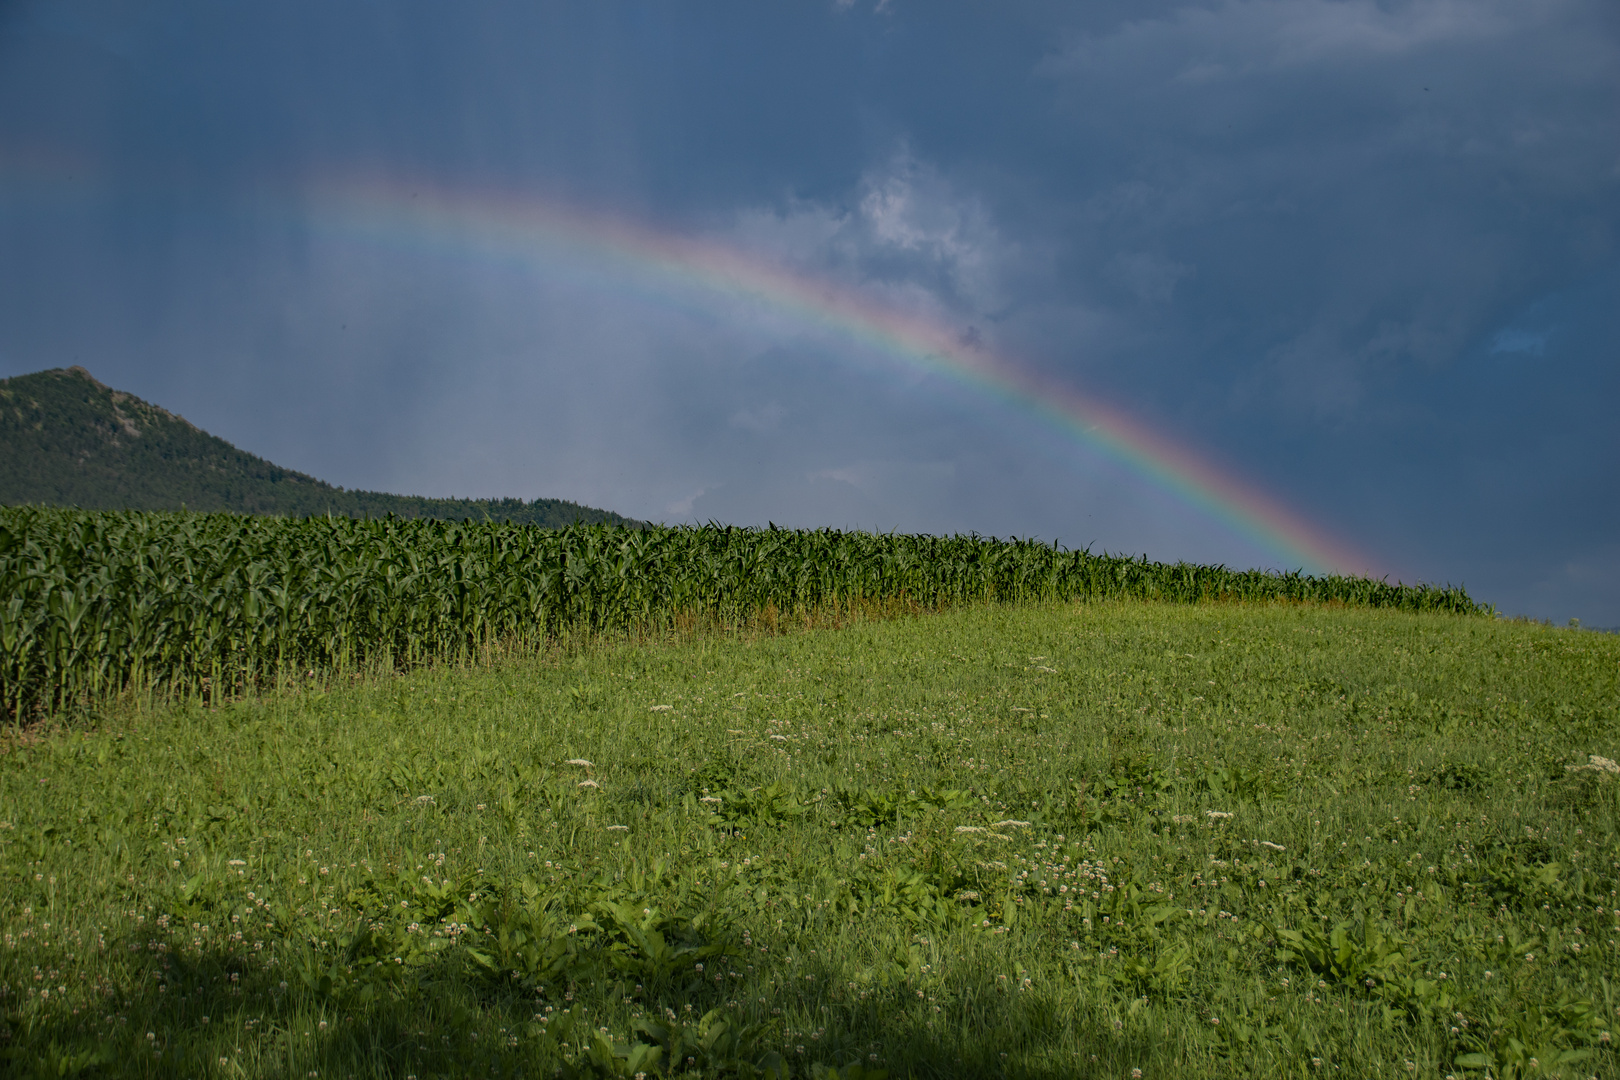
[{"left": 0, "top": 366, "right": 647, "bottom": 527}]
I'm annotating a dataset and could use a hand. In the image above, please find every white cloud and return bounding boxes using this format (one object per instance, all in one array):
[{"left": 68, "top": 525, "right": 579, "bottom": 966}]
[
  {"left": 728, "top": 147, "right": 1020, "bottom": 326},
  {"left": 666, "top": 485, "right": 714, "bottom": 519}
]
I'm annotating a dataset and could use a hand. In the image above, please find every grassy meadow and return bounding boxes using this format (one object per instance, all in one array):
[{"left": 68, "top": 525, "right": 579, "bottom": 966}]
[{"left": 2, "top": 600, "right": 1618, "bottom": 1079}]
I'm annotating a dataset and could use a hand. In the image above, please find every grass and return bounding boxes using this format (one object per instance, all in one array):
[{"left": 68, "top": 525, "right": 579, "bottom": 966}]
[{"left": 1, "top": 599, "right": 1617, "bottom": 1079}]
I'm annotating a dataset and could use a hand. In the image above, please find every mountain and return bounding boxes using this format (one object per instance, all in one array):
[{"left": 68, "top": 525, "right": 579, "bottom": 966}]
[{"left": 0, "top": 366, "right": 649, "bottom": 528}]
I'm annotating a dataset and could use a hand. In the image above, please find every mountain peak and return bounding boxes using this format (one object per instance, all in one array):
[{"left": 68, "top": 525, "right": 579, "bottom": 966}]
[
  {"left": 0, "top": 367, "right": 647, "bottom": 527},
  {"left": 64, "top": 364, "right": 106, "bottom": 389}
]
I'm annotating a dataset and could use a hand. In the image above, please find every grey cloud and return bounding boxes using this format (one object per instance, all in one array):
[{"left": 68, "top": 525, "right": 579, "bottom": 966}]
[
  {"left": 1109, "top": 251, "right": 1196, "bottom": 305},
  {"left": 728, "top": 403, "right": 787, "bottom": 433},
  {"left": 1490, "top": 328, "right": 1553, "bottom": 357},
  {"left": 1025, "top": 0, "right": 1617, "bottom": 429}
]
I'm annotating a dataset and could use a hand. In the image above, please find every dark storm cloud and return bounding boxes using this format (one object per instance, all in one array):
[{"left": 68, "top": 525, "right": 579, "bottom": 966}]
[
  {"left": 0, "top": 0, "right": 1616, "bottom": 619},
  {"left": 1010, "top": 0, "right": 1620, "bottom": 613}
]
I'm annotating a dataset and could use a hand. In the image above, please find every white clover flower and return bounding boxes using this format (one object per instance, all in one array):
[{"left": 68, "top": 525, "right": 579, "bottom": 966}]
[
  {"left": 649, "top": 705, "right": 673, "bottom": 712},
  {"left": 1207, "top": 811, "right": 1234, "bottom": 820},
  {"left": 607, "top": 825, "right": 630, "bottom": 832}
]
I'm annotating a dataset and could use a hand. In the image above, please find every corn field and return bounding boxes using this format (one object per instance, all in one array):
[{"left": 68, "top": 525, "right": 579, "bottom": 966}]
[{"left": 0, "top": 506, "right": 1484, "bottom": 718}]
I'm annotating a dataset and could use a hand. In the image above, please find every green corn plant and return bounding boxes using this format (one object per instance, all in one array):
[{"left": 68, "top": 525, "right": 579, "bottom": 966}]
[{"left": 0, "top": 506, "right": 1487, "bottom": 719}]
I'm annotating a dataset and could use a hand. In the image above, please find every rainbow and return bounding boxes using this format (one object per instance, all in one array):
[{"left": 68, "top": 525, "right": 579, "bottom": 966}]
[
  {"left": 1, "top": 158, "right": 1375, "bottom": 574},
  {"left": 310, "top": 177, "right": 1371, "bottom": 575}
]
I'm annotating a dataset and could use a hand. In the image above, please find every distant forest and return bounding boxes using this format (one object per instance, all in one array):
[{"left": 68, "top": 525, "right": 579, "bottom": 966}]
[{"left": 0, "top": 366, "right": 648, "bottom": 528}]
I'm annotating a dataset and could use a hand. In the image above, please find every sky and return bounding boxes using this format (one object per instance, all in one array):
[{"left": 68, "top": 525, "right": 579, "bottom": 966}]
[{"left": 1, "top": 0, "right": 1616, "bottom": 623}]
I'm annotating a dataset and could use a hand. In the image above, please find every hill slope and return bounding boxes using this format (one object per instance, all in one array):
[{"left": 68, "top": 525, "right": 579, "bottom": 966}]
[
  {"left": 0, "top": 366, "right": 648, "bottom": 527},
  {"left": 2, "top": 603, "right": 1615, "bottom": 1075}
]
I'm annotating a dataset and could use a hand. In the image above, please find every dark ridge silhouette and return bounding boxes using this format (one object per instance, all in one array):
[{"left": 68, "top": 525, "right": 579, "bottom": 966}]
[{"left": 0, "top": 366, "right": 648, "bottom": 528}]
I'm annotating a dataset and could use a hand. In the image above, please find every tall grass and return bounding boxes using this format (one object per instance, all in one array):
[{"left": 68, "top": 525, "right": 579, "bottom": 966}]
[{"left": 0, "top": 506, "right": 1483, "bottom": 718}]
